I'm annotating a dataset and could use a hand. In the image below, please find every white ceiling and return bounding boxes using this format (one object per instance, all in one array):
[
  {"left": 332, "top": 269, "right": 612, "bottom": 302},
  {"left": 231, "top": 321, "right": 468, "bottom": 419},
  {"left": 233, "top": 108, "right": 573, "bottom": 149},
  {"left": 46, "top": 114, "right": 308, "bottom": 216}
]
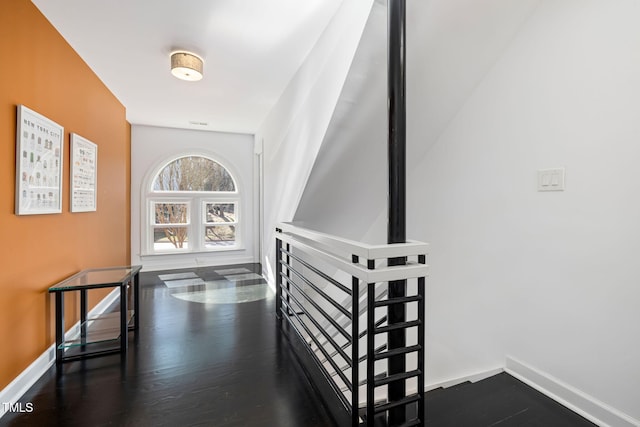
[{"left": 31, "top": 0, "right": 343, "bottom": 134}]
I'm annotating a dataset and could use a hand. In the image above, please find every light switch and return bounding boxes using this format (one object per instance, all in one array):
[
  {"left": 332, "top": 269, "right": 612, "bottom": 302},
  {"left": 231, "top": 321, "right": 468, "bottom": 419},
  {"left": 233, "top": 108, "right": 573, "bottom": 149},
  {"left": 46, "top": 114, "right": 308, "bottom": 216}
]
[{"left": 538, "top": 168, "right": 565, "bottom": 192}]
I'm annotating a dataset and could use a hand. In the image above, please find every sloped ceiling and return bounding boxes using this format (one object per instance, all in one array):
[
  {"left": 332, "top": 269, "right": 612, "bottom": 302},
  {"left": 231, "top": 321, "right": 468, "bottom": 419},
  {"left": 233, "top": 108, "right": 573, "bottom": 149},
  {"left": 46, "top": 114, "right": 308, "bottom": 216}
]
[
  {"left": 294, "top": 0, "right": 541, "bottom": 242},
  {"left": 31, "top": 0, "right": 343, "bottom": 133}
]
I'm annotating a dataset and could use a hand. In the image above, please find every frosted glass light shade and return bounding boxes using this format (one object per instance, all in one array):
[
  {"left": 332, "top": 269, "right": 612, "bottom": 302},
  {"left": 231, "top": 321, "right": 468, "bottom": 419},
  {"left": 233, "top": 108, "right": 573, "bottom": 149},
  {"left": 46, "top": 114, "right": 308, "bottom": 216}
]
[{"left": 170, "top": 51, "right": 203, "bottom": 81}]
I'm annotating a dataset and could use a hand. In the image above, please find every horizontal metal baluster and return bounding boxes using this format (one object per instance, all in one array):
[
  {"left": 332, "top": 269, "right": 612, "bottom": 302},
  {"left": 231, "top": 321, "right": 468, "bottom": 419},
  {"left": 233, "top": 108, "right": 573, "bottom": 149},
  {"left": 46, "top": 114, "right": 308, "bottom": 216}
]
[
  {"left": 278, "top": 305, "right": 351, "bottom": 410},
  {"left": 281, "top": 248, "right": 352, "bottom": 295},
  {"left": 280, "top": 284, "right": 352, "bottom": 366},
  {"left": 280, "top": 273, "right": 351, "bottom": 343},
  {"left": 279, "top": 298, "right": 353, "bottom": 391},
  {"left": 281, "top": 260, "right": 352, "bottom": 319}
]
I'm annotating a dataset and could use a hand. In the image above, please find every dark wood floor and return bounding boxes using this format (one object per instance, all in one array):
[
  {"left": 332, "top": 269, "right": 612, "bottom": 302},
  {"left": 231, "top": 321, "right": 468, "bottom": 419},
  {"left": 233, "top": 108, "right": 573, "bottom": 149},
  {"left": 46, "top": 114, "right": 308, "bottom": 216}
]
[
  {"left": 424, "top": 373, "right": 595, "bottom": 426},
  {"left": 3, "top": 265, "right": 596, "bottom": 427}
]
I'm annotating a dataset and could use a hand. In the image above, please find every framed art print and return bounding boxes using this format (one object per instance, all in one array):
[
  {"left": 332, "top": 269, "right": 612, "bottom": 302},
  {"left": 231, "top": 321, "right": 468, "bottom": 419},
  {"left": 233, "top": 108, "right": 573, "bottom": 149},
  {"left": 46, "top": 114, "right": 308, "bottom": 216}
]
[
  {"left": 70, "top": 133, "right": 98, "bottom": 212},
  {"left": 15, "top": 105, "right": 64, "bottom": 215}
]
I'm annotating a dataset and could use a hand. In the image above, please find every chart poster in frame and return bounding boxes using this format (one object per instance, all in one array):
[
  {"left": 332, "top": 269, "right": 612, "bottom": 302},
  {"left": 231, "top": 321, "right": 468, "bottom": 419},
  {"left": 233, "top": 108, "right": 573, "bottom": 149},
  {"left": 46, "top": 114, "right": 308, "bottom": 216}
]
[
  {"left": 70, "top": 133, "right": 98, "bottom": 212},
  {"left": 15, "top": 105, "right": 64, "bottom": 215}
]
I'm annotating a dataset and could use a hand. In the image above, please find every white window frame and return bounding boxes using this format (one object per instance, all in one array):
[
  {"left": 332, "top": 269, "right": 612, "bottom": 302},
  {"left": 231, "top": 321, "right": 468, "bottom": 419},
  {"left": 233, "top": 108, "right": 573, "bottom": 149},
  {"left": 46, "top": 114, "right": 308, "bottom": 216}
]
[
  {"left": 143, "top": 155, "right": 241, "bottom": 255},
  {"left": 202, "top": 200, "right": 239, "bottom": 250},
  {"left": 149, "top": 198, "right": 191, "bottom": 253}
]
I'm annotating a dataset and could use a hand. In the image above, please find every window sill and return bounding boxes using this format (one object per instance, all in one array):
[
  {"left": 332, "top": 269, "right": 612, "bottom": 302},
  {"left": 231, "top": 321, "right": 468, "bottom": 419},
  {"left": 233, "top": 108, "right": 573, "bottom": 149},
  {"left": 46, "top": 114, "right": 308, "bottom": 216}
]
[{"left": 140, "top": 247, "right": 245, "bottom": 257}]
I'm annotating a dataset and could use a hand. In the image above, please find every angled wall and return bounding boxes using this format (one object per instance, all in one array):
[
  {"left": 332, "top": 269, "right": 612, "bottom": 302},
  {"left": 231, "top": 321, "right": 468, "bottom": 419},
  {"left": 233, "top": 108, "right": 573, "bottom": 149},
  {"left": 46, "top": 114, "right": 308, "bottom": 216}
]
[
  {"left": 258, "top": 0, "right": 375, "bottom": 284},
  {"left": 293, "top": 0, "right": 388, "bottom": 243},
  {"left": 296, "top": 0, "right": 540, "bottom": 242},
  {"left": 294, "top": 0, "right": 639, "bottom": 424},
  {"left": 0, "top": 0, "right": 130, "bottom": 393}
]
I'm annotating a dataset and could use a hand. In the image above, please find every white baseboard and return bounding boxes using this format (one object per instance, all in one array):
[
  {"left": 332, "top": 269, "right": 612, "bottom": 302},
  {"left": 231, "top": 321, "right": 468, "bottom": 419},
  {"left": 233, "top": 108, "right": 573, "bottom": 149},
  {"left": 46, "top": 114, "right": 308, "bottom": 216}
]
[
  {"left": 0, "top": 345, "right": 55, "bottom": 420},
  {"left": 363, "top": 359, "right": 637, "bottom": 427},
  {"left": 506, "top": 356, "right": 639, "bottom": 427},
  {"left": 0, "top": 288, "right": 120, "bottom": 420}
]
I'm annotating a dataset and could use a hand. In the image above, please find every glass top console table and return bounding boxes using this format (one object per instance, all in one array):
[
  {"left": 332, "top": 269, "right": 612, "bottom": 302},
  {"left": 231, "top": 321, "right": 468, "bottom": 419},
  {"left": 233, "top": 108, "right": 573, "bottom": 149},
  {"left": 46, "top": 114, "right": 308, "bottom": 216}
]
[{"left": 48, "top": 265, "right": 142, "bottom": 368}]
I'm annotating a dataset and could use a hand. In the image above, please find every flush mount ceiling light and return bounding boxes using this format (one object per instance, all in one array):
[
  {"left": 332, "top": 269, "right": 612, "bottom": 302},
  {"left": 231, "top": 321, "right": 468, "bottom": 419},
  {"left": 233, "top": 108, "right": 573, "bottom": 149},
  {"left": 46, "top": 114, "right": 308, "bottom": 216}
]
[{"left": 170, "top": 51, "right": 204, "bottom": 81}]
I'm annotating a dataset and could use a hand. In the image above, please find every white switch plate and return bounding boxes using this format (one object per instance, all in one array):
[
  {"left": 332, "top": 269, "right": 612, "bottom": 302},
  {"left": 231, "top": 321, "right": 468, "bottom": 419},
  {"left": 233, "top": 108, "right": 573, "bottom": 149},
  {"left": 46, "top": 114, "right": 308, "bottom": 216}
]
[{"left": 538, "top": 168, "right": 565, "bottom": 191}]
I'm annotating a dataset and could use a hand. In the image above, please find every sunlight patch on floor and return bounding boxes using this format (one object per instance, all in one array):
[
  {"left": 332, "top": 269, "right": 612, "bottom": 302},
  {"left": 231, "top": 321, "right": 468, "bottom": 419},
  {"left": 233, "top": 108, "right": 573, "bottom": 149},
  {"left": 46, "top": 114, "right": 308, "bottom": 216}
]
[{"left": 172, "top": 283, "right": 271, "bottom": 304}]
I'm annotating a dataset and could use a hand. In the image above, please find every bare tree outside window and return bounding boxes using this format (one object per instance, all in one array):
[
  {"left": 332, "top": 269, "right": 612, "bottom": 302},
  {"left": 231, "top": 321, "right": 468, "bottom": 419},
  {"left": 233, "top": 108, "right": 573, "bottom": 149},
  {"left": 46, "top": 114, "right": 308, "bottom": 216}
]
[
  {"left": 151, "top": 157, "right": 236, "bottom": 250},
  {"left": 154, "top": 203, "right": 188, "bottom": 249},
  {"left": 205, "top": 203, "right": 236, "bottom": 245},
  {"left": 153, "top": 157, "right": 235, "bottom": 192}
]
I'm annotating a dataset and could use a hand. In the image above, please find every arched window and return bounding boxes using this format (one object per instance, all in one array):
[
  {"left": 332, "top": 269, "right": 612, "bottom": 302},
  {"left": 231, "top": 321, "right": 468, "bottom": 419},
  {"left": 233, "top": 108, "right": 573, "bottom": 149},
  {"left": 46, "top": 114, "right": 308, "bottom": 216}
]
[
  {"left": 145, "top": 155, "right": 240, "bottom": 254},
  {"left": 152, "top": 156, "right": 235, "bottom": 192}
]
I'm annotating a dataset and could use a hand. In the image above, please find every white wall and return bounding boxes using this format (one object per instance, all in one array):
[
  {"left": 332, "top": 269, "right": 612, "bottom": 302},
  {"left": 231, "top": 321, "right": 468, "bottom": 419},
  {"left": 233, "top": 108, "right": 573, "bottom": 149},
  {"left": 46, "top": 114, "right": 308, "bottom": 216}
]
[
  {"left": 131, "top": 125, "right": 257, "bottom": 271},
  {"left": 293, "top": 1, "right": 388, "bottom": 243},
  {"left": 413, "top": 0, "right": 640, "bottom": 423},
  {"left": 257, "top": 0, "right": 374, "bottom": 285},
  {"left": 295, "top": 0, "right": 540, "bottom": 243},
  {"left": 294, "top": 0, "right": 640, "bottom": 424}
]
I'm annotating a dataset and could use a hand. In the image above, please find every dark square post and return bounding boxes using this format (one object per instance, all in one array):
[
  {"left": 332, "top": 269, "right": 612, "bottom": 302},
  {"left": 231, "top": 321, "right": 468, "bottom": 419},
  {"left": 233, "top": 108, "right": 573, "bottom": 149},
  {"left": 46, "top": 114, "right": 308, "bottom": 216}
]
[
  {"left": 275, "top": 230, "right": 282, "bottom": 321},
  {"left": 387, "top": 0, "right": 408, "bottom": 424},
  {"left": 351, "top": 255, "right": 360, "bottom": 426}
]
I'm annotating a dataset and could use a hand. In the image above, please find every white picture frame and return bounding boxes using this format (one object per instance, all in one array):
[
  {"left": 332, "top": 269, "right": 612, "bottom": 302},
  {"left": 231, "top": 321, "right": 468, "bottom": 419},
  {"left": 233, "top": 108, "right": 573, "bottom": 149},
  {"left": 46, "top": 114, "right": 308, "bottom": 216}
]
[
  {"left": 70, "top": 133, "right": 98, "bottom": 212},
  {"left": 15, "top": 105, "right": 64, "bottom": 215}
]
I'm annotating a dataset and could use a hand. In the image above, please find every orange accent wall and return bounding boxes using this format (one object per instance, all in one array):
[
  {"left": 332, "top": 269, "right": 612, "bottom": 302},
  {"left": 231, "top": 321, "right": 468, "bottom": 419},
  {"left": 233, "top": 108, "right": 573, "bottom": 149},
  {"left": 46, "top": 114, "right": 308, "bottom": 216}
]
[{"left": 0, "top": 1, "right": 130, "bottom": 390}]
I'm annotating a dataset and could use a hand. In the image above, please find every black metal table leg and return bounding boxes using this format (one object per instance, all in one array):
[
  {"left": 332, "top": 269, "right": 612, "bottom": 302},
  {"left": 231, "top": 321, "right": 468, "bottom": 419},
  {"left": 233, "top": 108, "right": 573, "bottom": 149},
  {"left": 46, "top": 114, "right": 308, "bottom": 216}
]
[
  {"left": 132, "top": 272, "right": 140, "bottom": 331},
  {"left": 120, "top": 282, "right": 128, "bottom": 354},
  {"left": 80, "top": 288, "right": 87, "bottom": 346},
  {"left": 55, "top": 291, "right": 64, "bottom": 368}
]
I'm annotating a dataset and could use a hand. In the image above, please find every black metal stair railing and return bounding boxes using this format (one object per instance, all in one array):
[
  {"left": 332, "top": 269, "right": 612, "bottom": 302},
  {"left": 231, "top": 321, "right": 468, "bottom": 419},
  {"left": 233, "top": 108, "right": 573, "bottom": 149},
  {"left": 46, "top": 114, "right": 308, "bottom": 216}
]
[{"left": 275, "top": 222, "right": 428, "bottom": 426}]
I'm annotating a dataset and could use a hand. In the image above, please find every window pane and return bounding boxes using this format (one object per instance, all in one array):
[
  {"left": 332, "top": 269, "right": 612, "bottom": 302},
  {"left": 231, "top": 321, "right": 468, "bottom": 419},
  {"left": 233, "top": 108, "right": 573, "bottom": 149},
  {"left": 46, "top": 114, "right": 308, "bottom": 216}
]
[
  {"left": 153, "top": 156, "right": 236, "bottom": 192},
  {"left": 204, "top": 225, "right": 235, "bottom": 248},
  {"left": 154, "top": 203, "right": 188, "bottom": 225},
  {"left": 154, "top": 227, "right": 189, "bottom": 251},
  {"left": 205, "top": 203, "right": 236, "bottom": 224}
]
